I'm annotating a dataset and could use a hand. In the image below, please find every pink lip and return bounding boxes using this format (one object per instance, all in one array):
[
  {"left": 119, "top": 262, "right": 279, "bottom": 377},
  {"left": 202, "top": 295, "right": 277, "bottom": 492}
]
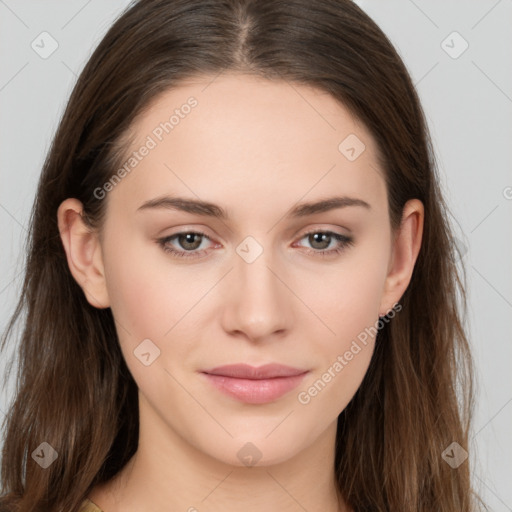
[{"left": 200, "top": 364, "right": 309, "bottom": 404}]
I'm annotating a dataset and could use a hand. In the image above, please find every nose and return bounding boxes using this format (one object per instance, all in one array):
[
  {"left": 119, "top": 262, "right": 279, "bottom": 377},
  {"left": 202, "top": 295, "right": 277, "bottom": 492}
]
[{"left": 219, "top": 244, "right": 295, "bottom": 343}]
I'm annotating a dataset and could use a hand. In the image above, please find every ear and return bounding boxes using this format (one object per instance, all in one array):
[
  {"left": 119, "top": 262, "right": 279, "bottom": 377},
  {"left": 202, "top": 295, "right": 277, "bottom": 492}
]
[
  {"left": 379, "top": 198, "right": 424, "bottom": 316},
  {"left": 57, "top": 198, "right": 110, "bottom": 309}
]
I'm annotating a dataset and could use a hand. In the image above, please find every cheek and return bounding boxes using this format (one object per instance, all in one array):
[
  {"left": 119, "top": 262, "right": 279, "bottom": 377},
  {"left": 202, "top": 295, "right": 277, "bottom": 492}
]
[
  {"left": 316, "top": 242, "right": 390, "bottom": 345},
  {"left": 300, "top": 238, "right": 389, "bottom": 409},
  {"left": 102, "top": 230, "right": 216, "bottom": 348},
  {"left": 101, "top": 237, "right": 194, "bottom": 390},
  {"left": 296, "top": 258, "right": 386, "bottom": 420},
  {"left": 101, "top": 225, "right": 178, "bottom": 346}
]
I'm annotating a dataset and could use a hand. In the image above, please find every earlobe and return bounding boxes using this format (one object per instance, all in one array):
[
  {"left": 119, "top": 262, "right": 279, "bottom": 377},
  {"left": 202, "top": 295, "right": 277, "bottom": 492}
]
[
  {"left": 379, "top": 199, "right": 424, "bottom": 316},
  {"left": 57, "top": 198, "right": 110, "bottom": 309}
]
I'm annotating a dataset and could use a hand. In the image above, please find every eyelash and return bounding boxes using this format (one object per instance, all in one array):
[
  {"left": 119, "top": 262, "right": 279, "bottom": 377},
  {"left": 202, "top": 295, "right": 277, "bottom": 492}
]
[{"left": 157, "top": 229, "right": 354, "bottom": 260}]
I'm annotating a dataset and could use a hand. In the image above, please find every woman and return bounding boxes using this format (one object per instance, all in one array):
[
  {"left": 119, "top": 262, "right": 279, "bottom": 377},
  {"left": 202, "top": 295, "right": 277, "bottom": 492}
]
[{"left": 0, "top": 0, "right": 486, "bottom": 511}]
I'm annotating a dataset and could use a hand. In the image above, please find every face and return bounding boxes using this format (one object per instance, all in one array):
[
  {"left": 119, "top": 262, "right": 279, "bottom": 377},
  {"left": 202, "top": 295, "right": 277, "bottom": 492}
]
[{"left": 61, "top": 73, "right": 421, "bottom": 468}]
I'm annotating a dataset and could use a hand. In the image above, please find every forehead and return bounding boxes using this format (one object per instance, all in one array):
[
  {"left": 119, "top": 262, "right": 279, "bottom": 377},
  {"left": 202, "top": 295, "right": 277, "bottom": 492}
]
[{"left": 109, "top": 73, "right": 386, "bottom": 221}]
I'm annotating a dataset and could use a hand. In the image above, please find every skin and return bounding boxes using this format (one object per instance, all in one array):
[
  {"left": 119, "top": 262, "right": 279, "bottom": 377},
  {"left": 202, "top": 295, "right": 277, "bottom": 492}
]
[{"left": 57, "top": 73, "right": 424, "bottom": 512}]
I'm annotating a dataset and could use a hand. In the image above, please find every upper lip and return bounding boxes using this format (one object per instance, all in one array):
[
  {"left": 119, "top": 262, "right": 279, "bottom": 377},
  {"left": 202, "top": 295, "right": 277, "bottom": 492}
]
[{"left": 201, "top": 363, "right": 309, "bottom": 379}]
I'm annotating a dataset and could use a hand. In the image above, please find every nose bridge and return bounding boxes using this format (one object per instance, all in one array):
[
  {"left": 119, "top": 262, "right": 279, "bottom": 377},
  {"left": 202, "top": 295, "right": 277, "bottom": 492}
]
[{"left": 221, "top": 235, "right": 293, "bottom": 340}]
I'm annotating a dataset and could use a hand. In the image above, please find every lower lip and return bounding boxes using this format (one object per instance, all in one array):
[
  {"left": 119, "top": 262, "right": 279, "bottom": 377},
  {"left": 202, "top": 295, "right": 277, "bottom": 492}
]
[{"left": 201, "top": 372, "right": 309, "bottom": 404}]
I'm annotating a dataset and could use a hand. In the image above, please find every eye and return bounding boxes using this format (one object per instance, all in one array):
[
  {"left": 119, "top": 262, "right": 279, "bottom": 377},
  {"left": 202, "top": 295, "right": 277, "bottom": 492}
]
[
  {"left": 294, "top": 230, "right": 354, "bottom": 257},
  {"left": 157, "top": 229, "right": 354, "bottom": 260},
  {"left": 157, "top": 230, "right": 215, "bottom": 260}
]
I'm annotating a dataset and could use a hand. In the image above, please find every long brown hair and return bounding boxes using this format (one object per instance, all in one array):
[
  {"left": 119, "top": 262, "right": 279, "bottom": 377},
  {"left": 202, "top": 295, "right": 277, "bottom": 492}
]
[{"left": 0, "top": 1, "right": 486, "bottom": 511}]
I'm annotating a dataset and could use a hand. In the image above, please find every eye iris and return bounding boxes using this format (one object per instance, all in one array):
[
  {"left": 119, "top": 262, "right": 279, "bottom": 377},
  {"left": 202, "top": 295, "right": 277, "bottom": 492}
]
[
  {"left": 309, "top": 232, "right": 330, "bottom": 250},
  {"left": 179, "top": 233, "right": 202, "bottom": 250}
]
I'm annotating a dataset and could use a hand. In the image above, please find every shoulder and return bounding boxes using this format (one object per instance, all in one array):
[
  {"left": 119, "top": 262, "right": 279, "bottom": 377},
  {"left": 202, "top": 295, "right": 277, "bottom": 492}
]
[
  {"left": 0, "top": 498, "right": 103, "bottom": 512},
  {"left": 79, "top": 499, "right": 104, "bottom": 512}
]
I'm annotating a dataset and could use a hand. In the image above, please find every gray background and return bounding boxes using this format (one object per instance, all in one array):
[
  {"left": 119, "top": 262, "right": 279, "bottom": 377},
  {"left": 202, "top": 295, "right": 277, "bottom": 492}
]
[{"left": 1, "top": 0, "right": 511, "bottom": 509}]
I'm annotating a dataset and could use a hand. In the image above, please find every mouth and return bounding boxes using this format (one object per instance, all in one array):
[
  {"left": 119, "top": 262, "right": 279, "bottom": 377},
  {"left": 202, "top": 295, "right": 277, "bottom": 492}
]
[{"left": 200, "top": 363, "right": 310, "bottom": 404}]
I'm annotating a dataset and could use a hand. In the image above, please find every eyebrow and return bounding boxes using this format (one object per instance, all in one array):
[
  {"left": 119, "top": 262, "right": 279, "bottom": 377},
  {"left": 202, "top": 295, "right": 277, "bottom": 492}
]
[{"left": 137, "top": 195, "right": 371, "bottom": 219}]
